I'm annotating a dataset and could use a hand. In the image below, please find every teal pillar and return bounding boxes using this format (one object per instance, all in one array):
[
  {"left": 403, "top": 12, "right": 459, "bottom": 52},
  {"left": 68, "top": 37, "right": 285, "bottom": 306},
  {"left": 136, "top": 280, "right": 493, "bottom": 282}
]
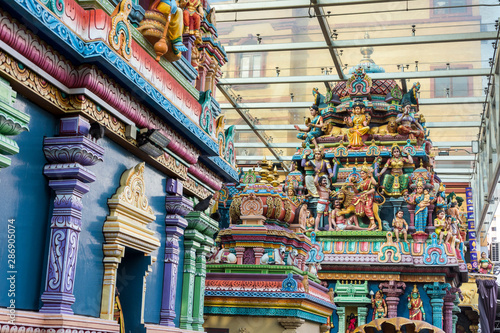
[
  {"left": 180, "top": 237, "right": 201, "bottom": 330},
  {"left": 424, "top": 282, "right": 450, "bottom": 329},
  {"left": 337, "top": 307, "right": 345, "bottom": 333},
  {"left": 0, "top": 77, "right": 30, "bottom": 169},
  {"left": 357, "top": 307, "right": 368, "bottom": 326}
]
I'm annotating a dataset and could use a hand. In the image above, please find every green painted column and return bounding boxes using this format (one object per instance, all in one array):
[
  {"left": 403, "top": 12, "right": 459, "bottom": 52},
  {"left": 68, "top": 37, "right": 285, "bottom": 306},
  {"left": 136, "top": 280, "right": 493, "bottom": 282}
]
[
  {"left": 357, "top": 307, "right": 368, "bottom": 326},
  {"left": 184, "top": 211, "right": 218, "bottom": 332},
  {"left": 192, "top": 242, "right": 211, "bottom": 331},
  {"left": 0, "top": 77, "right": 29, "bottom": 169},
  {"left": 337, "top": 307, "right": 346, "bottom": 333},
  {"left": 180, "top": 236, "right": 201, "bottom": 330}
]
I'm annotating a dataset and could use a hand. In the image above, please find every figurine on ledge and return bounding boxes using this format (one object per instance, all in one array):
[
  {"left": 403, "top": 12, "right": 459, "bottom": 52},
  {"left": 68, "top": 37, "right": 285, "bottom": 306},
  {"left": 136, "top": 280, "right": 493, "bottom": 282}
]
[
  {"left": 377, "top": 144, "right": 413, "bottom": 197},
  {"left": 344, "top": 101, "right": 371, "bottom": 148},
  {"left": 478, "top": 252, "right": 494, "bottom": 274},
  {"left": 371, "top": 290, "right": 387, "bottom": 320},
  {"left": 434, "top": 210, "right": 447, "bottom": 244},
  {"left": 330, "top": 199, "right": 366, "bottom": 231},
  {"left": 396, "top": 102, "right": 425, "bottom": 141},
  {"left": 295, "top": 105, "right": 324, "bottom": 148},
  {"left": 314, "top": 173, "right": 332, "bottom": 231},
  {"left": 392, "top": 210, "right": 409, "bottom": 243},
  {"left": 349, "top": 165, "right": 378, "bottom": 231},
  {"left": 302, "top": 149, "right": 334, "bottom": 195},
  {"left": 408, "top": 284, "right": 425, "bottom": 321}
]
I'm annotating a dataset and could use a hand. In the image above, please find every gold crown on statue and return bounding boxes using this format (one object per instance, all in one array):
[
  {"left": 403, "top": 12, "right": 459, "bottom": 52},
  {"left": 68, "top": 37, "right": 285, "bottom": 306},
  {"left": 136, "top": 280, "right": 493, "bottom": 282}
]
[
  {"left": 416, "top": 178, "right": 425, "bottom": 188},
  {"left": 361, "top": 163, "right": 372, "bottom": 174},
  {"left": 412, "top": 284, "right": 419, "bottom": 293}
]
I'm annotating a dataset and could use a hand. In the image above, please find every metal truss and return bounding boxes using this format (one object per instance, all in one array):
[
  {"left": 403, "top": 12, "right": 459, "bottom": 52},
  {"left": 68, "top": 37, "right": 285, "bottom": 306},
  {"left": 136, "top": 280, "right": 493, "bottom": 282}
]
[
  {"left": 235, "top": 141, "right": 473, "bottom": 148},
  {"left": 219, "top": 68, "right": 491, "bottom": 86},
  {"left": 224, "top": 32, "right": 498, "bottom": 54}
]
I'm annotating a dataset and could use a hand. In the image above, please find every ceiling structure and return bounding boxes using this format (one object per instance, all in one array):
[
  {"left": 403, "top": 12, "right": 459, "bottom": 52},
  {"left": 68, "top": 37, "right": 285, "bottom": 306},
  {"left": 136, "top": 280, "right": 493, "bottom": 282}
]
[{"left": 212, "top": 0, "right": 500, "bottom": 184}]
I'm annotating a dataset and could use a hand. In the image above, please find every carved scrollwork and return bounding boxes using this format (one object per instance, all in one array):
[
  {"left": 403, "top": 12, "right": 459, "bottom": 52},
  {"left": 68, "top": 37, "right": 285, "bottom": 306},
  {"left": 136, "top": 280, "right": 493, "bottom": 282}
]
[{"left": 241, "top": 193, "right": 263, "bottom": 216}]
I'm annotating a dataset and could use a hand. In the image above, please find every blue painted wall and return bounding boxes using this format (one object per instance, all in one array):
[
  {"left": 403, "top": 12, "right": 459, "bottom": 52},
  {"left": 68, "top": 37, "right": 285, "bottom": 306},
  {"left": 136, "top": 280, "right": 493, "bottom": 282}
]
[
  {"left": 74, "top": 136, "right": 171, "bottom": 323},
  {"left": 0, "top": 94, "right": 57, "bottom": 310},
  {"left": 0, "top": 93, "right": 185, "bottom": 327},
  {"left": 397, "top": 284, "right": 433, "bottom": 325}
]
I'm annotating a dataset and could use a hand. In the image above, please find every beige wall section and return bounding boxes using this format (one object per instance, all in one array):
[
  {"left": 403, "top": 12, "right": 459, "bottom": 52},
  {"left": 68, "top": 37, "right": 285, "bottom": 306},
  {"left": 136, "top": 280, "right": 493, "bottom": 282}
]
[
  {"left": 204, "top": 316, "right": 321, "bottom": 333},
  {"left": 296, "top": 320, "right": 320, "bottom": 333}
]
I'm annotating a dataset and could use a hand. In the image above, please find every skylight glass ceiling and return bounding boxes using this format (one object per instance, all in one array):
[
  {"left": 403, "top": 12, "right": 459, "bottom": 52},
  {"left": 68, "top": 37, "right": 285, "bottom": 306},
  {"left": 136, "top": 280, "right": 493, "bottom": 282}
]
[{"left": 212, "top": 0, "right": 500, "bottom": 173}]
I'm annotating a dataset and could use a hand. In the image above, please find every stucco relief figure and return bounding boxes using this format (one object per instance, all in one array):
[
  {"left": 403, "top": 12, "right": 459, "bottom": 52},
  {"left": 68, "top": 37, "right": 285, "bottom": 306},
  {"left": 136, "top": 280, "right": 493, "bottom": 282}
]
[
  {"left": 295, "top": 105, "right": 324, "bottom": 148},
  {"left": 377, "top": 144, "right": 413, "bottom": 197},
  {"left": 478, "top": 252, "right": 494, "bottom": 274},
  {"left": 330, "top": 199, "right": 366, "bottom": 231},
  {"left": 392, "top": 209, "right": 409, "bottom": 243},
  {"left": 396, "top": 102, "right": 424, "bottom": 140},
  {"left": 302, "top": 149, "right": 334, "bottom": 197},
  {"left": 404, "top": 181, "right": 433, "bottom": 233},
  {"left": 408, "top": 284, "right": 425, "bottom": 321},
  {"left": 314, "top": 173, "right": 332, "bottom": 231},
  {"left": 344, "top": 101, "right": 371, "bottom": 148},
  {"left": 181, "top": 0, "right": 203, "bottom": 38},
  {"left": 349, "top": 165, "right": 378, "bottom": 230},
  {"left": 371, "top": 290, "right": 387, "bottom": 320},
  {"left": 434, "top": 210, "right": 448, "bottom": 244}
]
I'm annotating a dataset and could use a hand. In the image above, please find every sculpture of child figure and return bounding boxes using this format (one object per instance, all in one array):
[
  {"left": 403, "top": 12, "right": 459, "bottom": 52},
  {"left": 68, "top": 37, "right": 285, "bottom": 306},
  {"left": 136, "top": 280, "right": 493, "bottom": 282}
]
[
  {"left": 434, "top": 210, "right": 448, "bottom": 244},
  {"left": 445, "top": 215, "right": 462, "bottom": 250},
  {"left": 414, "top": 189, "right": 434, "bottom": 215},
  {"left": 392, "top": 210, "right": 409, "bottom": 243}
]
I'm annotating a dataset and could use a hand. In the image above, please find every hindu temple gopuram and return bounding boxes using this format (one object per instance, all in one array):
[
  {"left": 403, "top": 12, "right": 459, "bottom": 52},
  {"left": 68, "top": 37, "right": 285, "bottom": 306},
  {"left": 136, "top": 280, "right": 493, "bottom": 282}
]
[{"left": 0, "top": 1, "right": 499, "bottom": 333}]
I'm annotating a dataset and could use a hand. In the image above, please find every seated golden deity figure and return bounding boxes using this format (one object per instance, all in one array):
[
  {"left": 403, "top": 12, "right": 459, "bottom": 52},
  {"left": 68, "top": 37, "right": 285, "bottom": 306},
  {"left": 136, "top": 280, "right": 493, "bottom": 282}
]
[{"left": 344, "top": 101, "right": 371, "bottom": 148}]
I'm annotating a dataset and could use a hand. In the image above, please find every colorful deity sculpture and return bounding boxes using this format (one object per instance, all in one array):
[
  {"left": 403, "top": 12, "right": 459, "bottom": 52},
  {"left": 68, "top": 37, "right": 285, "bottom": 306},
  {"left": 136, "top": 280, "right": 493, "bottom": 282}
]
[
  {"left": 395, "top": 102, "right": 425, "bottom": 140},
  {"left": 301, "top": 149, "right": 334, "bottom": 195},
  {"left": 407, "top": 285, "right": 425, "bottom": 321},
  {"left": 445, "top": 216, "right": 463, "bottom": 250},
  {"left": 349, "top": 165, "right": 378, "bottom": 230},
  {"left": 434, "top": 210, "right": 448, "bottom": 244},
  {"left": 377, "top": 144, "right": 413, "bottom": 196},
  {"left": 478, "top": 252, "right": 494, "bottom": 274},
  {"left": 181, "top": 0, "right": 203, "bottom": 38},
  {"left": 295, "top": 105, "right": 324, "bottom": 148},
  {"left": 392, "top": 209, "right": 409, "bottom": 243},
  {"left": 404, "top": 180, "right": 433, "bottom": 233},
  {"left": 314, "top": 173, "right": 333, "bottom": 231},
  {"left": 330, "top": 199, "right": 366, "bottom": 231},
  {"left": 344, "top": 101, "right": 371, "bottom": 148},
  {"left": 371, "top": 290, "right": 387, "bottom": 320}
]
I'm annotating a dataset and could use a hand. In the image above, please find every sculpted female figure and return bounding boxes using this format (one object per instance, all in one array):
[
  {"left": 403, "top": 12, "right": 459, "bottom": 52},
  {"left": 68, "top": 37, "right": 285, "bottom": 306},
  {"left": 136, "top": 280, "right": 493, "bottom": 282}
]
[
  {"left": 404, "top": 181, "right": 434, "bottom": 233},
  {"left": 295, "top": 105, "right": 324, "bottom": 148},
  {"left": 349, "top": 165, "right": 378, "bottom": 230},
  {"left": 378, "top": 144, "right": 413, "bottom": 196},
  {"left": 344, "top": 101, "right": 370, "bottom": 148},
  {"left": 408, "top": 285, "right": 425, "bottom": 321},
  {"left": 371, "top": 290, "right": 387, "bottom": 320}
]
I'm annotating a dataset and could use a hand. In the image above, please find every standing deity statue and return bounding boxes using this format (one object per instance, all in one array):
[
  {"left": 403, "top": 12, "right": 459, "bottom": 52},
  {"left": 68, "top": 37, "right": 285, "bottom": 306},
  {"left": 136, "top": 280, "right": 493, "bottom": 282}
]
[
  {"left": 371, "top": 290, "right": 387, "bottom": 320},
  {"left": 313, "top": 173, "right": 332, "bottom": 231},
  {"left": 404, "top": 180, "right": 433, "bottom": 233},
  {"left": 349, "top": 165, "right": 378, "bottom": 230},
  {"left": 377, "top": 144, "right": 413, "bottom": 196},
  {"left": 392, "top": 209, "right": 409, "bottom": 243},
  {"left": 408, "top": 285, "right": 425, "bottom": 321},
  {"left": 301, "top": 149, "right": 334, "bottom": 197},
  {"left": 344, "top": 101, "right": 371, "bottom": 148},
  {"left": 433, "top": 210, "right": 448, "bottom": 244},
  {"left": 295, "top": 105, "right": 324, "bottom": 148}
]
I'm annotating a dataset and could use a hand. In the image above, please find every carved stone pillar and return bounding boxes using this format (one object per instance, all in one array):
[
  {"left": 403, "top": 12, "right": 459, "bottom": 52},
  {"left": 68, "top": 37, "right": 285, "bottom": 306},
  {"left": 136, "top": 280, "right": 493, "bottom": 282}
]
[
  {"left": 426, "top": 204, "right": 436, "bottom": 235},
  {"left": 192, "top": 243, "right": 211, "bottom": 331},
  {"left": 379, "top": 281, "right": 406, "bottom": 318},
  {"left": 424, "top": 282, "right": 450, "bottom": 329},
  {"left": 100, "top": 244, "right": 125, "bottom": 319},
  {"left": 452, "top": 293, "right": 461, "bottom": 333},
  {"left": 182, "top": 34, "right": 197, "bottom": 64},
  {"left": 408, "top": 204, "right": 416, "bottom": 234},
  {"left": 254, "top": 248, "right": 265, "bottom": 264},
  {"left": 40, "top": 116, "right": 104, "bottom": 314},
  {"left": 235, "top": 246, "right": 245, "bottom": 265},
  {"left": 160, "top": 179, "right": 193, "bottom": 326},
  {"left": 337, "top": 307, "right": 346, "bottom": 333},
  {"left": 357, "top": 307, "right": 368, "bottom": 326},
  {"left": 278, "top": 317, "right": 305, "bottom": 333},
  {"left": 443, "top": 287, "right": 458, "bottom": 333},
  {"left": 179, "top": 237, "right": 201, "bottom": 330}
]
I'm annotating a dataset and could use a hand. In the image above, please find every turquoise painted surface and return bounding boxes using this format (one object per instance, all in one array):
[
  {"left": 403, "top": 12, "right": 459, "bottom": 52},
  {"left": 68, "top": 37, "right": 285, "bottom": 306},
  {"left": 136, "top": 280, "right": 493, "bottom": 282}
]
[
  {"left": 75, "top": 137, "right": 168, "bottom": 322},
  {"left": 0, "top": 94, "right": 57, "bottom": 310},
  {"left": 397, "top": 284, "right": 433, "bottom": 325}
]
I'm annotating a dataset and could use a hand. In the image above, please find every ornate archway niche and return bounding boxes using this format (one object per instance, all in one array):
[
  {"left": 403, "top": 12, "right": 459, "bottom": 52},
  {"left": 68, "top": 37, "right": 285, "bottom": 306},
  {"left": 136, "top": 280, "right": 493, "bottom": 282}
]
[{"left": 100, "top": 163, "right": 161, "bottom": 320}]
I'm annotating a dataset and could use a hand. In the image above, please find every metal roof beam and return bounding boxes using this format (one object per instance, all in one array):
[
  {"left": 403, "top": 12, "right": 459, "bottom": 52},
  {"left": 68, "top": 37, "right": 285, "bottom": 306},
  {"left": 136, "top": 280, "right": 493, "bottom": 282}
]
[
  {"left": 220, "top": 97, "right": 484, "bottom": 109},
  {"left": 213, "top": 0, "right": 414, "bottom": 13},
  {"left": 224, "top": 31, "right": 498, "bottom": 53},
  {"left": 230, "top": 122, "right": 481, "bottom": 131},
  {"left": 219, "top": 68, "right": 490, "bottom": 85},
  {"left": 311, "top": 0, "right": 345, "bottom": 80}
]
